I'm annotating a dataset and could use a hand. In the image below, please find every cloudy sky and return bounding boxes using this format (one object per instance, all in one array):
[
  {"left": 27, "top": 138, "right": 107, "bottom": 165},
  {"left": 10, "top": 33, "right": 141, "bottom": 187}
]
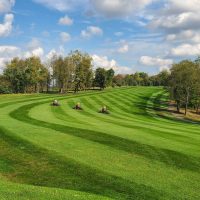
[{"left": 0, "top": 0, "right": 200, "bottom": 74}]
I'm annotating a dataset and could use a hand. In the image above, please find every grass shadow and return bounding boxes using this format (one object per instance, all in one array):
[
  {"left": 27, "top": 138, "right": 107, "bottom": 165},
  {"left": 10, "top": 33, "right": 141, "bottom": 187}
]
[
  {"left": 0, "top": 126, "right": 164, "bottom": 200},
  {"left": 9, "top": 102, "right": 200, "bottom": 173}
]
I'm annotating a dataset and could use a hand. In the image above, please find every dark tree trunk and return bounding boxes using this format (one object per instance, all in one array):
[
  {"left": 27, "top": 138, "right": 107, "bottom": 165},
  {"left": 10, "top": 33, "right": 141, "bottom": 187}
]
[
  {"left": 59, "top": 88, "right": 64, "bottom": 94},
  {"left": 46, "top": 84, "right": 49, "bottom": 93},
  {"left": 59, "top": 82, "right": 64, "bottom": 93},
  {"left": 35, "top": 84, "right": 39, "bottom": 93},
  {"left": 184, "top": 91, "right": 189, "bottom": 116},
  {"left": 176, "top": 101, "right": 180, "bottom": 113},
  {"left": 196, "top": 104, "right": 199, "bottom": 113},
  {"left": 46, "top": 79, "right": 50, "bottom": 93},
  {"left": 185, "top": 103, "right": 187, "bottom": 115}
]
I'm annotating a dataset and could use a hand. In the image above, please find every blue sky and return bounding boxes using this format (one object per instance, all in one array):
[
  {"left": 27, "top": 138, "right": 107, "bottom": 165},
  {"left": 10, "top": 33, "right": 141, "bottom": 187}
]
[{"left": 0, "top": 0, "right": 200, "bottom": 74}]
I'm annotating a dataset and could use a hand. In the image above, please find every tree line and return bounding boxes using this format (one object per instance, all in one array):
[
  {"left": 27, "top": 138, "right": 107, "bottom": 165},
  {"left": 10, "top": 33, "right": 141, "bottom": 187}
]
[
  {"left": 0, "top": 50, "right": 200, "bottom": 115},
  {"left": 0, "top": 50, "right": 170, "bottom": 94},
  {"left": 168, "top": 58, "right": 200, "bottom": 115}
]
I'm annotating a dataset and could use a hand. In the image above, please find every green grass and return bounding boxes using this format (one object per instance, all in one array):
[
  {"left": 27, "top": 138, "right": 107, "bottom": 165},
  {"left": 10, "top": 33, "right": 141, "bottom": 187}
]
[{"left": 0, "top": 87, "right": 200, "bottom": 199}]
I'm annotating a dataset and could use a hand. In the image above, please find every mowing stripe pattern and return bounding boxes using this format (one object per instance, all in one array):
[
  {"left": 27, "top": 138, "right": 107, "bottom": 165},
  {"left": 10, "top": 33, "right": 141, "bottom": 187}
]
[{"left": 0, "top": 87, "right": 200, "bottom": 200}]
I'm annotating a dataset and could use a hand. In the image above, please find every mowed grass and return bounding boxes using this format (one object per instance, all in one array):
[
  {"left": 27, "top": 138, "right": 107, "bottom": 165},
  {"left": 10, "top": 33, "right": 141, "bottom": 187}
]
[{"left": 0, "top": 87, "right": 200, "bottom": 200}]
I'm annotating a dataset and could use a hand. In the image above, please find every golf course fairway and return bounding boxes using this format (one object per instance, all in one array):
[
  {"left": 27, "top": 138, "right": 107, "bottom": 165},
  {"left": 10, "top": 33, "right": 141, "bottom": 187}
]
[{"left": 0, "top": 87, "right": 199, "bottom": 200}]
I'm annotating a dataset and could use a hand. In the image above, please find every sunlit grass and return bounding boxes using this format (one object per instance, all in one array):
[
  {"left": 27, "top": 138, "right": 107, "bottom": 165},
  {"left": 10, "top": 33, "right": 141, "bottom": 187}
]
[{"left": 0, "top": 87, "right": 200, "bottom": 199}]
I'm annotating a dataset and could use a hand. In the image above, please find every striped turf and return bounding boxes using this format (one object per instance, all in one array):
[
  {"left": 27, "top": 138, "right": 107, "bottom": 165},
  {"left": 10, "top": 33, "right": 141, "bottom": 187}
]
[{"left": 0, "top": 87, "right": 200, "bottom": 200}]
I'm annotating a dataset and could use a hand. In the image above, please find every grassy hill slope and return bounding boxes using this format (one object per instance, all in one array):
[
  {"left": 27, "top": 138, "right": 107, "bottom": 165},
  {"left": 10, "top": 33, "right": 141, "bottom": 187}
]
[{"left": 0, "top": 87, "right": 199, "bottom": 199}]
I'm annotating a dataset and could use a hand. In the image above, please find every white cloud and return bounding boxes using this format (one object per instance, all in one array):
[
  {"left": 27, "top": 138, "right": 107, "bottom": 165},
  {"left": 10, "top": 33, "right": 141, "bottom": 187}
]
[
  {"left": 115, "top": 32, "right": 123, "bottom": 37},
  {"left": 0, "top": 14, "right": 14, "bottom": 37},
  {"left": 24, "top": 47, "right": 44, "bottom": 58},
  {"left": 167, "top": 0, "right": 200, "bottom": 14},
  {"left": 33, "top": 0, "right": 154, "bottom": 18},
  {"left": 90, "top": 0, "right": 154, "bottom": 18},
  {"left": 46, "top": 49, "right": 56, "bottom": 60},
  {"left": 46, "top": 47, "right": 65, "bottom": 60},
  {"left": 149, "top": 0, "right": 200, "bottom": 33},
  {"left": 32, "top": 47, "right": 44, "bottom": 57},
  {"left": 0, "top": 44, "right": 50, "bottom": 73},
  {"left": 0, "top": 58, "right": 7, "bottom": 73},
  {"left": 60, "top": 32, "right": 71, "bottom": 43},
  {"left": 166, "top": 30, "right": 200, "bottom": 43},
  {"left": 171, "top": 44, "right": 200, "bottom": 56},
  {"left": 140, "top": 56, "right": 173, "bottom": 71},
  {"left": 33, "top": 0, "right": 84, "bottom": 12},
  {"left": 0, "top": 57, "right": 7, "bottom": 65},
  {"left": 0, "top": 45, "right": 20, "bottom": 57},
  {"left": 58, "top": 15, "right": 73, "bottom": 26},
  {"left": 0, "top": 0, "right": 15, "bottom": 14},
  {"left": 23, "top": 38, "right": 44, "bottom": 58},
  {"left": 42, "top": 31, "right": 50, "bottom": 37},
  {"left": 145, "top": 0, "right": 200, "bottom": 62},
  {"left": 92, "top": 54, "right": 133, "bottom": 74},
  {"left": 0, "top": 46, "right": 46, "bottom": 73},
  {"left": 92, "top": 54, "right": 117, "bottom": 69},
  {"left": 118, "top": 44, "right": 129, "bottom": 53},
  {"left": 150, "top": 12, "right": 200, "bottom": 32},
  {"left": 136, "top": 20, "right": 147, "bottom": 26},
  {"left": 27, "top": 38, "right": 41, "bottom": 50},
  {"left": 0, "top": 45, "right": 21, "bottom": 73},
  {"left": 81, "top": 26, "right": 103, "bottom": 38}
]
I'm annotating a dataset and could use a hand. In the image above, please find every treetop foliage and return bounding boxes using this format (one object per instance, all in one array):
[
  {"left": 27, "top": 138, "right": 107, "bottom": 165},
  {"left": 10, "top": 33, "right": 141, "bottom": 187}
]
[
  {"left": 1, "top": 49, "right": 200, "bottom": 117},
  {"left": 1, "top": 50, "right": 170, "bottom": 94}
]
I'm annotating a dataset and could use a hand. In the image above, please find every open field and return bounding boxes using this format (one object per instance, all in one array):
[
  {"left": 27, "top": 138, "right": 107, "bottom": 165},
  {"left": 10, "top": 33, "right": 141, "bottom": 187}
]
[{"left": 0, "top": 87, "right": 200, "bottom": 200}]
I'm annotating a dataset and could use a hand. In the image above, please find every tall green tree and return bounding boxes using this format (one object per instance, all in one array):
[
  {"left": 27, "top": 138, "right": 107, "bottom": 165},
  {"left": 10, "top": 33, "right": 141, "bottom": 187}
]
[
  {"left": 113, "top": 74, "right": 125, "bottom": 87},
  {"left": 106, "top": 69, "right": 115, "bottom": 87},
  {"left": 133, "top": 72, "right": 142, "bottom": 86},
  {"left": 124, "top": 74, "right": 137, "bottom": 86},
  {"left": 169, "top": 60, "right": 198, "bottom": 115},
  {"left": 52, "top": 56, "right": 66, "bottom": 93},
  {"left": 191, "top": 57, "right": 200, "bottom": 113},
  {"left": 25, "top": 56, "right": 47, "bottom": 93},
  {"left": 70, "top": 50, "right": 93, "bottom": 93},
  {"left": 94, "top": 68, "right": 107, "bottom": 90},
  {"left": 4, "top": 57, "right": 48, "bottom": 93},
  {"left": 0, "top": 75, "right": 12, "bottom": 94},
  {"left": 4, "top": 58, "right": 27, "bottom": 93},
  {"left": 138, "top": 72, "right": 149, "bottom": 86}
]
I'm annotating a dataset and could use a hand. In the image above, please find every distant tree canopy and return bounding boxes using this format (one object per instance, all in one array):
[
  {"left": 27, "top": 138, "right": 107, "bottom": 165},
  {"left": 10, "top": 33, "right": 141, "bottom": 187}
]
[
  {"left": 1, "top": 50, "right": 200, "bottom": 116},
  {"left": 168, "top": 60, "right": 200, "bottom": 115},
  {"left": 4, "top": 57, "right": 48, "bottom": 93},
  {"left": 112, "top": 71, "right": 170, "bottom": 87},
  {"left": 2, "top": 50, "right": 171, "bottom": 94},
  {"left": 94, "top": 68, "right": 115, "bottom": 90},
  {"left": 0, "top": 75, "right": 12, "bottom": 94},
  {"left": 51, "top": 50, "right": 93, "bottom": 93}
]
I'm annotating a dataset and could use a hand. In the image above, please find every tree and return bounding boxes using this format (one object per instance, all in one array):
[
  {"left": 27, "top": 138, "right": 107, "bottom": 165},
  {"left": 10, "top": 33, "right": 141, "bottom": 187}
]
[
  {"left": 113, "top": 74, "right": 125, "bottom": 87},
  {"left": 124, "top": 74, "right": 137, "bottom": 86},
  {"left": 106, "top": 69, "right": 115, "bottom": 87},
  {"left": 69, "top": 50, "right": 93, "bottom": 93},
  {"left": 0, "top": 75, "right": 12, "bottom": 94},
  {"left": 191, "top": 57, "right": 200, "bottom": 113},
  {"left": 4, "top": 57, "right": 49, "bottom": 93},
  {"left": 169, "top": 60, "right": 198, "bottom": 115},
  {"left": 94, "top": 68, "right": 107, "bottom": 90},
  {"left": 52, "top": 56, "right": 65, "bottom": 93},
  {"left": 157, "top": 70, "right": 170, "bottom": 86},
  {"left": 133, "top": 72, "right": 142, "bottom": 85},
  {"left": 25, "top": 56, "right": 47, "bottom": 93},
  {"left": 138, "top": 72, "right": 149, "bottom": 86},
  {"left": 4, "top": 58, "right": 27, "bottom": 93}
]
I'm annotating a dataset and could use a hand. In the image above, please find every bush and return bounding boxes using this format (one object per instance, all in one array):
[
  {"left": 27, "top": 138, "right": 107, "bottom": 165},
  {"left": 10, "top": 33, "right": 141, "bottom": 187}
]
[
  {"left": 0, "top": 75, "right": 12, "bottom": 94},
  {"left": 0, "top": 86, "right": 12, "bottom": 94}
]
